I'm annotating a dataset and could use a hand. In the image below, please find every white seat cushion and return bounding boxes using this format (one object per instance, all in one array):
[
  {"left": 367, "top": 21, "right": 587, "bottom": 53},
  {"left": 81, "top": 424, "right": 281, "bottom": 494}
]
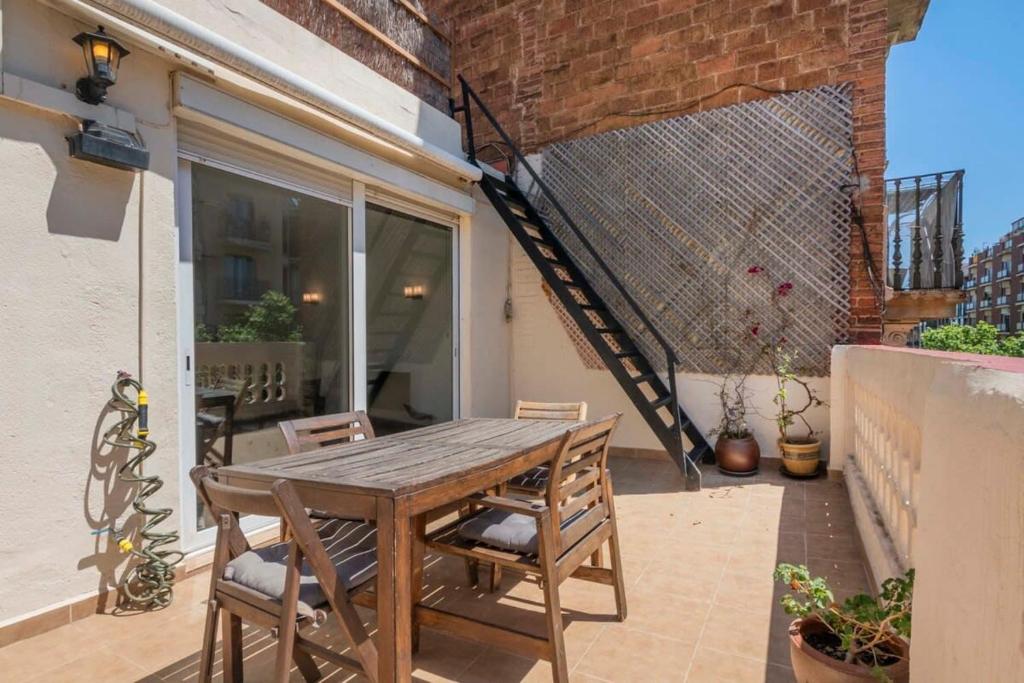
[{"left": 223, "top": 519, "right": 377, "bottom": 617}]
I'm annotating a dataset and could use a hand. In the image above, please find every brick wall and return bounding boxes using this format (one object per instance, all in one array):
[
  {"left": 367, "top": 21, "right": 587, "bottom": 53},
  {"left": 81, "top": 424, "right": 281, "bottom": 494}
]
[{"left": 429, "top": 0, "right": 888, "bottom": 342}]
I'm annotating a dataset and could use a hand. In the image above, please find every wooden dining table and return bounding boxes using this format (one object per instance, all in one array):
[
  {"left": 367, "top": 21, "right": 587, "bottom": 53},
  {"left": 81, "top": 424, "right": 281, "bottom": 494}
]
[{"left": 217, "top": 416, "right": 585, "bottom": 681}]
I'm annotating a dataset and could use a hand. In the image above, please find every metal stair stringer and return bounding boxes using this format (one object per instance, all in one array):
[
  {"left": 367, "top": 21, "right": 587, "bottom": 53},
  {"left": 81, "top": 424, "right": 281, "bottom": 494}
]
[{"left": 479, "top": 172, "right": 712, "bottom": 490}]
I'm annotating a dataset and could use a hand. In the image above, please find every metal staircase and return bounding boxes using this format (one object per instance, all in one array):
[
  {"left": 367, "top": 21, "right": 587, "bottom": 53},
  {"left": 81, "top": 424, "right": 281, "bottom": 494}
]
[{"left": 453, "top": 76, "right": 712, "bottom": 490}]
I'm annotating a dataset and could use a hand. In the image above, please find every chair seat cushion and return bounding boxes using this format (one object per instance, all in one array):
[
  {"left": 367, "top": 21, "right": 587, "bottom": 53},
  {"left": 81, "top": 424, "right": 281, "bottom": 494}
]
[
  {"left": 196, "top": 412, "right": 225, "bottom": 428},
  {"left": 223, "top": 519, "right": 377, "bottom": 617},
  {"left": 508, "top": 466, "right": 549, "bottom": 492},
  {"left": 457, "top": 507, "right": 584, "bottom": 555}
]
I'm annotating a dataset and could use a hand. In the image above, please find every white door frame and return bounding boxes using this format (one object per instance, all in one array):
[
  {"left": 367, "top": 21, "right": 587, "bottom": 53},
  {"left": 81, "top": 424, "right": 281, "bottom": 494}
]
[
  {"left": 363, "top": 194, "right": 462, "bottom": 422},
  {"left": 174, "top": 156, "right": 354, "bottom": 552}
]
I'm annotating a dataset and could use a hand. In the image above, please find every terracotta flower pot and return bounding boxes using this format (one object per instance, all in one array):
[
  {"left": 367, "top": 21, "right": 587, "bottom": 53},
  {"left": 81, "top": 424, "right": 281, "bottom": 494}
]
[
  {"left": 789, "top": 617, "right": 909, "bottom": 683},
  {"left": 714, "top": 434, "right": 760, "bottom": 475},
  {"left": 779, "top": 437, "right": 821, "bottom": 476}
]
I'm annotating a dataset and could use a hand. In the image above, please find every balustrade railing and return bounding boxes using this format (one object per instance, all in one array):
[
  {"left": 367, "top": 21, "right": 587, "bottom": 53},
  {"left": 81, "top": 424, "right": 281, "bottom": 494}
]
[{"left": 886, "top": 170, "right": 965, "bottom": 290}]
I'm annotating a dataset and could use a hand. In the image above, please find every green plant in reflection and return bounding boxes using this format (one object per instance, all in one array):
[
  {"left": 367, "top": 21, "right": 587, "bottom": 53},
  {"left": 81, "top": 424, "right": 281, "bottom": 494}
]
[{"left": 215, "top": 291, "right": 303, "bottom": 342}]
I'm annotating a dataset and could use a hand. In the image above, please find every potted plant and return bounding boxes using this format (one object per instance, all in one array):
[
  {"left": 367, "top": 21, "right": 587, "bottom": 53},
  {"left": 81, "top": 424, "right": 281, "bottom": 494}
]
[
  {"left": 745, "top": 266, "right": 826, "bottom": 476},
  {"left": 708, "top": 373, "right": 760, "bottom": 475},
  {"left": 769, "top": 344, "right": 826, "bottom": 476},
  {"left": 774, "top": 563, "right": 913, "bottom": 683}
]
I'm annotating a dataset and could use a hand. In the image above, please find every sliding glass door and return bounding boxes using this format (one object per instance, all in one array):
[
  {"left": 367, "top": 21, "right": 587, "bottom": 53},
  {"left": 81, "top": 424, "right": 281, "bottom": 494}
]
[
  {"left": 365, "top": 204, "right": 454, "bottom": 435},
  {"left": 186, "top": 161, "right": 350, "bottom": 531}
]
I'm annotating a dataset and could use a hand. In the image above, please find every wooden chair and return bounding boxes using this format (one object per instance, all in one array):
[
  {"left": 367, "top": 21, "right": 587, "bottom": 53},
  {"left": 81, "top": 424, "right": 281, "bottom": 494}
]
[
  {"left": 197, "top": 377, "right": 249, "bottom": 467},
  {"left": 189, "top": 466, "right": 379, "bottom": 683},
  {"left": 476, "top": 400, "right": 588, "bottom": 591},
  {"left": 278, "top": 411, "right": 375, "bottom": 454},
  {"left": 507, "top": 401, "right": 588, "bottom": 496},
  {"left": 425, "top": 414, "right": 626, "bottom": 683}
]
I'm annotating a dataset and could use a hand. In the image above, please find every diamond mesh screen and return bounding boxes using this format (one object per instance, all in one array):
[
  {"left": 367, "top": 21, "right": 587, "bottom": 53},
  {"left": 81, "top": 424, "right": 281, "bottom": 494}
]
[{"left": 531, "top": 86, "right": 855, "bottom": 376}]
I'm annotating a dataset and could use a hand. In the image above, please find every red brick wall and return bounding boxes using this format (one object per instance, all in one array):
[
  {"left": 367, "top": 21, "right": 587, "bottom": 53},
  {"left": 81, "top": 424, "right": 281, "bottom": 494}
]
[{"left": 429, "top": 0, "right": 888, "bottom": 342}]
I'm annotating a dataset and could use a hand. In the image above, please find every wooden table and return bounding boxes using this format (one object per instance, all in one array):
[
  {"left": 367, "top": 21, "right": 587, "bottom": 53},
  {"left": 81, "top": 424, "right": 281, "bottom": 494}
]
[{"left": 218, "top": 417, "right": 582, "bottom": 681}]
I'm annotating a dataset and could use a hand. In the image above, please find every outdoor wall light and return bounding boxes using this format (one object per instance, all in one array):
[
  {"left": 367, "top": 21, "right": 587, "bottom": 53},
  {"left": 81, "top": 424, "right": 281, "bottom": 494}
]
[
  {"left": 302, "top": 292, "right": 322, "bottom": 305},
  {"left": 403, "top": 284, "right": 425, "bottom": 300},
  {"left": 73, "top": 26, "right": 129, "bottom": 105}
]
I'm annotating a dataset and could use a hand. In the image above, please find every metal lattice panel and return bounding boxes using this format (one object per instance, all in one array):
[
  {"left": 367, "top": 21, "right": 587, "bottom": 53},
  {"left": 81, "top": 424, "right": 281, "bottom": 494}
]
[{"left": 533, "top": 86, "right": 855, "bottom": 376}]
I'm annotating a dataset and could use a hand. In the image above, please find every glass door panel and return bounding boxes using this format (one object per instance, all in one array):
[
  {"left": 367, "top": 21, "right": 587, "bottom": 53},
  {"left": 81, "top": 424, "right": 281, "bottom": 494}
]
[
  {"left": 191, "top": 163, "right": 349, "bottom": 530},
  {"left": 366, "top": 204, "right": 454, "bottom": 435}
]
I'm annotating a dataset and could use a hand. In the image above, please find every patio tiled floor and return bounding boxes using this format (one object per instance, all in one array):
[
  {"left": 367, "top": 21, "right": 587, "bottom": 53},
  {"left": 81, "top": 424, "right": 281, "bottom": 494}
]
[{"left": 0, "top": 457, "right": 870, "bottom": 682}]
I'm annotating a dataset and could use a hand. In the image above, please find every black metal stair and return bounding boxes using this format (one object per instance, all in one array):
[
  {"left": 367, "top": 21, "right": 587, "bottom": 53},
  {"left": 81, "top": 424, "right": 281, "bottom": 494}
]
[{"left": 455, "top": 76, "right": 712, "bottom": 490}]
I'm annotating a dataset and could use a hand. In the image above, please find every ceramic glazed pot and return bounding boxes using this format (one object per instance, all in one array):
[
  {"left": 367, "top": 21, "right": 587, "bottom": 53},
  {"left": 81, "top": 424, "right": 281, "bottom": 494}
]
[
  {"left": 779, "top": 437, "right": 821, "bottom": 476},
  {"left": 789, "top": 618, "right": 909, "bottom": 683},
  {"left": 714, "top": 435, "right": 760, "bottom": 475}
]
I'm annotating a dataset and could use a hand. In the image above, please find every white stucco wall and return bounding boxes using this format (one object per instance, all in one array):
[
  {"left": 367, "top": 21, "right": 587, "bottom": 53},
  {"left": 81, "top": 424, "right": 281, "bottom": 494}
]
[
  {"left": 465, "top": 186, "right": 512, "bottom": 419},
  {"left": 0, "top": 0, "right": 485, "bottom": 626},
  {"left": 507, "top": 233, "right": 831, "bottom": 462},
  {"left": 830, "top": 346, "right": 1024, "bottom": 683},
  {"left": 0, "top": 0, "right": 182, "bottom": 622}
]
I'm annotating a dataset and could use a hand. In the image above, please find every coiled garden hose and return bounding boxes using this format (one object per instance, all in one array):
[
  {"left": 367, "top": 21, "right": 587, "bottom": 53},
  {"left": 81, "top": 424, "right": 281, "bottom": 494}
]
[{"left": 102, "top": 371, "right": 183, "bottom": 608}]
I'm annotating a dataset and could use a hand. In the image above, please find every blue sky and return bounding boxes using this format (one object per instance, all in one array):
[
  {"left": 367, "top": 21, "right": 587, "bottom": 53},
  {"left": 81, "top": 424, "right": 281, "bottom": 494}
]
[{"left": 886, "top": 0, "right": 1024, "bottom": 253}]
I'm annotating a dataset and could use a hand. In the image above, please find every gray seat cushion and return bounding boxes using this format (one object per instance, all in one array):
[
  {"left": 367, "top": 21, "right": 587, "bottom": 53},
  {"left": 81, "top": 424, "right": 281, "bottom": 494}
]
[
  {"left": 457, "top": 507, "right": 585, "bottom": 555},
  {"left": 508, "top": 466, "right": 549, "bottom": 492},
  {"left": 223, "top": 519, "right": 377, "bottom": 617}
]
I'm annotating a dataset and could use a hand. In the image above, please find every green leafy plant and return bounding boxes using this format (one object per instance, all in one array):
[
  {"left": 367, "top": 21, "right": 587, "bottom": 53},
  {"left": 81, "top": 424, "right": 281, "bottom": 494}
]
[
  {"left": 775, "top": 563, "right": 913, "bottom": 681},
  {"left": 921, "top": 321, "right": 1024, "bottom": 357},
  {"left": 744, "top": 266, "right": 826, "bottom": 442},
  {"left": 768, "top": 345, "right": 825, "bottom": 442},
  {"left": 216, "top": 290, "right": 303, "bottom": 343}
]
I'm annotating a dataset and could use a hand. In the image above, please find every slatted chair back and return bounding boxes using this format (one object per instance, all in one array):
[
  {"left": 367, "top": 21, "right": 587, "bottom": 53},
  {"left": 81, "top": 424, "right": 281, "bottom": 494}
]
[
  {"left": 544, "top": 414, "right": 620, "bottom": 555},
  {"left": 218, "top": 376, "right": 250, "bottom": 410},
  {"left": 278, "top": 410, "right": 375, "bottom": 454},
  {"left": 513, "top": 400, "right": 588, "bottom": 421}
]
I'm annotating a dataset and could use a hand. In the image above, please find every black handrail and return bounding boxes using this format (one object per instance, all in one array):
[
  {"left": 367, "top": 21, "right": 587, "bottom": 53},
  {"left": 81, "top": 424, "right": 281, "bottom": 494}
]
[{"left": 456, "top": 75, "right": 680, "bottom": 366}]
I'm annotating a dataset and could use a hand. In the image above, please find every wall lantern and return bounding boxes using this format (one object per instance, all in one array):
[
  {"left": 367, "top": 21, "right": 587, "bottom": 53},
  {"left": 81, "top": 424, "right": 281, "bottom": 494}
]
[
  {"left": 403, "top": 284, "right": 425, "bottom": 300},
  {"left": 73, "top": 26, "right": 129, "bottom": 105},
  {"left": 302, "top": 292, "right": 322, "bottom": 305}
]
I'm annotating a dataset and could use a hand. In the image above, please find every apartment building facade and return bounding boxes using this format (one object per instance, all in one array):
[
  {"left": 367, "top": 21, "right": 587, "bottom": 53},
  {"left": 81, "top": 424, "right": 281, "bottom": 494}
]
[{"left": 963, "top": 217, "right": 1024, "bottom": 333}]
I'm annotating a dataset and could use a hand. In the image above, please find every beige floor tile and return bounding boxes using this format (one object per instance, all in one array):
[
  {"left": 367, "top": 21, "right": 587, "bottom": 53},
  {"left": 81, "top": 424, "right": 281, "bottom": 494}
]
[
  {"left": 698, "top": 605, "right": 774, "bottom": 661},
  {"left": 807, "top": 559, "right": 872, "bottom": 600},
  {"left": 458, "top": 648, "right": 561, "bottom": 683},
  {"left": 805, "top": 531, "right": 866, "bottom": 563},
  {"left": 713, "top": 569, "right": 780, "bottom": 614},
  {"left": 2, "top": 462, "right": 867, "bottom": 682},
  {"left": 30, "top": 646, "right": 147, "bottom": 683},
  {"left": 617, "top": 591, "right": 710, "bottom": 642},
  {"left": 575, "top": 627, "right": 695, "bottom": 682},
  {"left": 686, "top": 646, "right": 787, "bottom": 683},
  {"left": 633, "top": 561, "right": 723, "bottom": 603}
]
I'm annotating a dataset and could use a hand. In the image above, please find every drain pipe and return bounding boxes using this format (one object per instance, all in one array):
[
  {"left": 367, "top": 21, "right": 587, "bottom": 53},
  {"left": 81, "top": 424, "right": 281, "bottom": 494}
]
[{"left": 48, "top": 0, "right": 482, "bottom": 183}]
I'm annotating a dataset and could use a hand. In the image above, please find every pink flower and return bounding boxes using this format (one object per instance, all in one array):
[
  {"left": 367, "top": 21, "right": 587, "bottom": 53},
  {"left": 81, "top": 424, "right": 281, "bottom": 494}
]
[
  {"left": 776, "top": 281, "right": 794, "bottom": 296},
  {"left": 747, "top": 265, "right": 763, "bottom": 274},
  {"left": 750, "top": 325, "right": 760, "bottom": 337}
]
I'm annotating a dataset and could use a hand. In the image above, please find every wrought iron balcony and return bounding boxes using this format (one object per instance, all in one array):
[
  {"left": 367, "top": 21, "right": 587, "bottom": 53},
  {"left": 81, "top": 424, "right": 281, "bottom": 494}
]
[
  {"left": 886, "top": 170, "right": 965, "bottom": 291},
  {"left": 996, "top": 295, "right": 1009, "bottom": 306}
]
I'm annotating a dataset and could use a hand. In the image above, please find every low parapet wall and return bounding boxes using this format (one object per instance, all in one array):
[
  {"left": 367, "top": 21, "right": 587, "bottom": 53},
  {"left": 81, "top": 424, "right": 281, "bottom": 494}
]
[{"left": 830, "top": 345, "right": 1024, "bottom": 683}]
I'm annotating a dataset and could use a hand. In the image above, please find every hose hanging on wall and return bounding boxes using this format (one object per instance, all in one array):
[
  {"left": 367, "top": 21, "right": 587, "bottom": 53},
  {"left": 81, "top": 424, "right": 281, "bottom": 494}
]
[{"left": 102, "top": 371, "right": 183, "bottom": 608}]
